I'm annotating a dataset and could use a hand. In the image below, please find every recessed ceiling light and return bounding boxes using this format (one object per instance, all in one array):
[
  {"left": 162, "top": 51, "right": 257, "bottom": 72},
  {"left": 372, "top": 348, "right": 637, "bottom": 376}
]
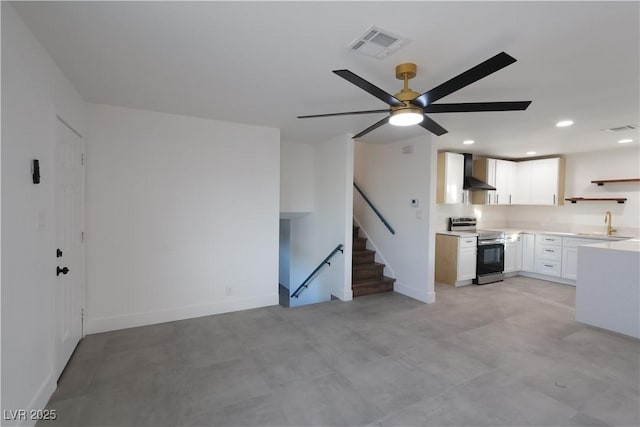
[
  {"left": 556, "top": 120, "right": 574, "bottom": 128},
  {"left": 463, "top": 140, "right": 475, "bottom": 145},
  {"left": 618, "top": 139, "right": 633, "bottom": 144},
  {"left": 526, "top": 151, "right": 537, "bottom": 155}
]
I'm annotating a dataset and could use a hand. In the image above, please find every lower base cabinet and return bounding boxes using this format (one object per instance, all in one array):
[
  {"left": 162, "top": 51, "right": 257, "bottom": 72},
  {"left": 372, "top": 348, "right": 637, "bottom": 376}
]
[
  {"left": 521, "top": 233, "right": 535, "bottom": 272},
  {"left": 435, "top": 234, "right": 477, "bottom": 286},
  {"left": 561, "top": 237, "right": 601, "bottom": 280}
]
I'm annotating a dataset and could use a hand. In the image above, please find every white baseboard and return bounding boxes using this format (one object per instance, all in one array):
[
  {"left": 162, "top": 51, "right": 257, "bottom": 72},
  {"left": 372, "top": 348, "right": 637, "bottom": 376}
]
[
  {"left": 518, "top": 271, "right": 576, "bottom": 286},
  {"left": 13, "top": 374, "right": 56, "bottom": 427},
  {"left": 394, "top": 281, "right": 434, "bottom": 303},
  {"left": 86, "top": 294, "right": 279, "bottom": 334},
  {"left": 333, "top": 288, "right": 353, "bottom": 301}
]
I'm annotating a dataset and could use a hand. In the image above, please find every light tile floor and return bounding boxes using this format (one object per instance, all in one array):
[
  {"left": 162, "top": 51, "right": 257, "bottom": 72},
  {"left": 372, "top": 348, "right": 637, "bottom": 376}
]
[{"left": 39, "top": 276, "right": 639, "bottom": 427}]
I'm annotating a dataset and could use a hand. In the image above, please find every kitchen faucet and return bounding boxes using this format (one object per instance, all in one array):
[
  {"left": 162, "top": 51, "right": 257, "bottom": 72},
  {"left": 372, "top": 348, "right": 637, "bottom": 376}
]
[{"left": 605, "top": 211, "right": 616, "bottom": 236}]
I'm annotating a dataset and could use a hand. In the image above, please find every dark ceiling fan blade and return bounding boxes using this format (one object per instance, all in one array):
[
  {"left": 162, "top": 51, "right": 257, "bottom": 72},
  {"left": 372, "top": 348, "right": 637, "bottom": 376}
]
[
  {"left": 297, "top": 109, "right": 389, "bottom": 119},
  {"left": 411, "top": 52, "right": 518, "bottom": 107},
  {"left": 353, "top": 116, "right": 390, "bottom": 139},
  {"left": 423, "top": 101, "right": 532, "bottom": 113},
  {"left": 419, "top": 116, "right": 448, "bottom": 136},
  {"left": 333, "top": 70, "right": 404, "bottom": 107}
]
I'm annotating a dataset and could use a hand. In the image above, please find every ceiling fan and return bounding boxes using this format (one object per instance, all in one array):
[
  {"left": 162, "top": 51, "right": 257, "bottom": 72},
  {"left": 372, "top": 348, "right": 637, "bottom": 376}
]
[{"left": 298, "top": 52, "right": 532, "bottom": 139}]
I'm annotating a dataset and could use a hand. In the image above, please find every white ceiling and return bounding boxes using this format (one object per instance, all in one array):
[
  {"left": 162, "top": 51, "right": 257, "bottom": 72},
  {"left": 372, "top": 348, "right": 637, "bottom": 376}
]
[{"left": 13, "top": 1, "right": 640, "bottom": 158}]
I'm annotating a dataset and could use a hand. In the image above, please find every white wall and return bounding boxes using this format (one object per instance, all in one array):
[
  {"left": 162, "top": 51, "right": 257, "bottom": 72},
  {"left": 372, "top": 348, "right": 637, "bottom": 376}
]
[
  {"left": 289, "top": 134, "right": 353, "bottom": 306},
  {"left": 354, "top": 135, "right": 437, "bottom": 303},
  {"left": 1, "top": 4, "right": 86, "bottom": 425},
  {"left": 280, "top": 141, "right": 314, "bottom": 214},
  {"left": 85, "top": 104, "right": 280, "bottom": 333},
  {"left": 436, "top": 203, "right": 509, "bottom": 231}
]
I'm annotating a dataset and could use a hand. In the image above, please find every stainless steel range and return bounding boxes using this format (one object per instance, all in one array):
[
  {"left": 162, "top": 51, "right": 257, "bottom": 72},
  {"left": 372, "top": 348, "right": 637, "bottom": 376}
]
[{"left": 449, "top": 217, "right": 505, "bottom": 285}]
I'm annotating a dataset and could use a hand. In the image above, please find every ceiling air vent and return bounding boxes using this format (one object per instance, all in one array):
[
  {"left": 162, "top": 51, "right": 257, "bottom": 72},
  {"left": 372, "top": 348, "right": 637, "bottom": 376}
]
[
  {"left": 602, "top": 124, "right": 639, "bottom": 132},
  {"left": 348, "top": 26, "right": 409, "bottom": 59}
]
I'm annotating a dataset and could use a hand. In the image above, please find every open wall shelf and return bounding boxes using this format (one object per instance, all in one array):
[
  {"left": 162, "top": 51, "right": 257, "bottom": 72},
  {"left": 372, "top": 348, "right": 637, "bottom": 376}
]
[
  {"left": 591, "top": 178, "right": 640, "bottom": 186},
  {"left": 565, "top": 197, "right": 627, "bottom": 204}
]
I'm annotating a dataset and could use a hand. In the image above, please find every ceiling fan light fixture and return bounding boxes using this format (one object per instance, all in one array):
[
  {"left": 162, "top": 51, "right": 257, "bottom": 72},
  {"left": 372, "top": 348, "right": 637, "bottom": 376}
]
[{"left": 389, "top": 107, "right": 424, "bottom": 126}]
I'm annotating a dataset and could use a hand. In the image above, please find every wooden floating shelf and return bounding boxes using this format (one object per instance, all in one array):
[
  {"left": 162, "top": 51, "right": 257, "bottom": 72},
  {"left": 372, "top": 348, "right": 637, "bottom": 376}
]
[
  {"left": 591, "top": 178, "right": 640, "bottom": 186},
  {"left": 565, "top": 197, "right": 627, "bottom": 204}
]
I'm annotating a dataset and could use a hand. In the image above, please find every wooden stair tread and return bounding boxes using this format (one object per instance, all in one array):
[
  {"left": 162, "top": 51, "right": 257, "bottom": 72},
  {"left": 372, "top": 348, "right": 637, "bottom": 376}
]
[
  {"left": 352, "top": 276, "right": 395, "bottom": 286},
  {"left": 352, "top": 249, "right": 375, "bottom": 255},
  {"left": 352, "top": 262, "right": 385, "bottom": 271},
  {"left": 352, "top": 276, "right": 395, "bottom": 297}
]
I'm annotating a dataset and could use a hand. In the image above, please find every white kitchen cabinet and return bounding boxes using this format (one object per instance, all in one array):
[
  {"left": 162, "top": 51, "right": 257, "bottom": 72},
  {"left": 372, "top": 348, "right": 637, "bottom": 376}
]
[
  {"left": 495, "top": 159, "right": 517, "bottom": 205},
  {"left": 535, "top": 234, "right": 562, "bottom": 277},
  {"left": 437, "top": 152, "right": 465, "bottom": 204},
  {"left": 561, "top": 237, "right": 601, "bottom": 281},
  {"left": 457, "top": 235, "right": 477, "bottom": 282},
  {"left": 513, "top": 161, "right": 532, "bottom": 205},
  {"left": 435, "top": 234, "right": 477, "bottom": 286},
  {"left": 504, "top": 233, "right": 523, "bottom": 274},
  {"left": 521, "top": 234, "right": 535, "bottom": 272},
  {"left": 514, "top": 158, "right": 565, "bottom": 205},
  {"left": 530, "top": 158, "right": 564, "bottom": 205},
  {"left": 515, "top": 235, "right": 523, "bottom": 271},
  {"left": 477, "top": 157, "right": 564, "bottom": 206}
]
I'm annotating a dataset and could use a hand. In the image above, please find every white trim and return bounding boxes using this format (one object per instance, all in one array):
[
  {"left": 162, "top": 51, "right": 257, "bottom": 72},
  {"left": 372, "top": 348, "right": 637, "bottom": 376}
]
[
  {"left": 352, "top": 216, "right": 396, "bottom": 279},
  {"left": 86, "top": 294, "right": 279, "bottom": 334},
  {"left": 519, "top": 271, "right": 576, "bottom": 286},
  {"left": 16, "top": 375, "right": 56, "bottom": 427},
  {"left": 394, "top": 281, "right": 434, "bottom": 303},
  {"left": 55, "top": 114, "right": 83, "bottom": 138}
]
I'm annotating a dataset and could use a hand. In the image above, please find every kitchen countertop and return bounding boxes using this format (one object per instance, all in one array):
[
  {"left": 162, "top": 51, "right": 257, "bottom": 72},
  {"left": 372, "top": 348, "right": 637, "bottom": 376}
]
[
  {"left": 582, "top": 239, "right": 640, "bottom": 252},
  {"left": 479, "top": 228, "right": 633, "bottom": 241},
  {"left": 436, "top": 231, "right": 478, "bottom": 237}
]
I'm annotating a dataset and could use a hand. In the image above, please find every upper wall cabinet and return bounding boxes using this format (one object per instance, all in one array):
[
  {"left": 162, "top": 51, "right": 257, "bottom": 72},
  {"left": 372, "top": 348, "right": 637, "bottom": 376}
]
[
  {"left": 495, "top": 159, "right": 518, "bottom": 205},
  {"left": 437, "top": 152, "right": 465, "bottom": 204},
  {"left": 471, "top": 157, "right": 517, "bottom": 205},
  {"left": 517, "top": 158, "right": 566, "bottom": 205},
  {"left": 472, "top": 156, "right": 565, "bottom": 206}
]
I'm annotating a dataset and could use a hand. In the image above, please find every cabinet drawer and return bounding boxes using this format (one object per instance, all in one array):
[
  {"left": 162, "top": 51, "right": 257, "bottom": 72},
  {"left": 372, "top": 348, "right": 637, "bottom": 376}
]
[
  {"left": 537, "top": 235, "right": 562, "bottom": 246},
  {"left": 536, "top": 244, "right": 562, "bottom": 261},
  {"left": 459, "top": 236, "right": 478, "bottom": 248},
  {"left": 535, "top": 259, "right": 561, "bottom": 277}
]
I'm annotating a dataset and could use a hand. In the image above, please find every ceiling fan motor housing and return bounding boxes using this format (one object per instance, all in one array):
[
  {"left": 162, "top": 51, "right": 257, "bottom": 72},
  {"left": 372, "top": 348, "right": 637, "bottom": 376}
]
[{"left": 392, "top": 62, "right": 421, "bottom": 113}]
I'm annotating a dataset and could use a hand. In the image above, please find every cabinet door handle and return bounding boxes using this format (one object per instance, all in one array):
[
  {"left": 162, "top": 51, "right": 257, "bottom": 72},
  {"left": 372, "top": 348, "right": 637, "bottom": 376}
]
[
  {"left": 496, "top": 194, "right": 499, "bottom": 204},
  {"left": 544, "top": 264, "right": 554, "bottom": 268},
  {"left": 553, "top": 194, "right": 556, "bottom": 204},
  {"left": 509, "top": 194, "right": 512, "bottom": 204},
  {"left": 544, "top": 249, "right": 554, "bottom": 253},
  {"left": 465, "top": 240, "right": 474, "bottom": 244}
]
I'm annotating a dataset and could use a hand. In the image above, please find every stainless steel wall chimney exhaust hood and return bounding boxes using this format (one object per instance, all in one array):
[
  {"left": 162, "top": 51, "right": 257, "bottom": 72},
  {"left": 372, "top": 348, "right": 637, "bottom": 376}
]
[{"left": 463, "top": 153, "right": 495, "bottom": 191}]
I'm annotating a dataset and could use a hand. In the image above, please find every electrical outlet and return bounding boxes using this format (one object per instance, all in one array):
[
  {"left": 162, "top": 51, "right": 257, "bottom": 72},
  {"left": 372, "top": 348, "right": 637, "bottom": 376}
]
[{"left": 410, "top": 199, "right": 419, "bottom": 207}]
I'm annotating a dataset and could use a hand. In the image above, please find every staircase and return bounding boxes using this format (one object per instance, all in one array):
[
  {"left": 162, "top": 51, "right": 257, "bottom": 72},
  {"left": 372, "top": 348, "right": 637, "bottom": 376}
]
[{"left": 352, "top": 225, "right": 395, "bottom": 297}]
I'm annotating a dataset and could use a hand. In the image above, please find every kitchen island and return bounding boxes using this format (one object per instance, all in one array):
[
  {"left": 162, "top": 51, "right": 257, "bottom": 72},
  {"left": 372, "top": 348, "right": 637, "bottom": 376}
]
[{"left": 576, "top": 239, "right": 640, "bottom": 338}]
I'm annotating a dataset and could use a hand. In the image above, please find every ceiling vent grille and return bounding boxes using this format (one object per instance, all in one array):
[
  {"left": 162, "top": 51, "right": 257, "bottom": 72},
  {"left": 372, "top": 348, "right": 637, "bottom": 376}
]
[
  {"left": 348, "top": 26, "right": 409, "bottom": 59},
  {"left": 602, "top": 124, "right": 639, "bottom": 132}
]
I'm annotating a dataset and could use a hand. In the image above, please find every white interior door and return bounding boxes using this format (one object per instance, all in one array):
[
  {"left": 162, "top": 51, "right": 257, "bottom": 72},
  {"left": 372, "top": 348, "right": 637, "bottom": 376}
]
[{"left": 55, "top": 118, "right": 85, "bottom": 378}]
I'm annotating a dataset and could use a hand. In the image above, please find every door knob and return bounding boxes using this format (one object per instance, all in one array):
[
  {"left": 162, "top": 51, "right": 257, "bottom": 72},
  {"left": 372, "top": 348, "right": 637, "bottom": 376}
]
[{"left": 57, "top": 266, "right": 69, "bottom": 276}]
